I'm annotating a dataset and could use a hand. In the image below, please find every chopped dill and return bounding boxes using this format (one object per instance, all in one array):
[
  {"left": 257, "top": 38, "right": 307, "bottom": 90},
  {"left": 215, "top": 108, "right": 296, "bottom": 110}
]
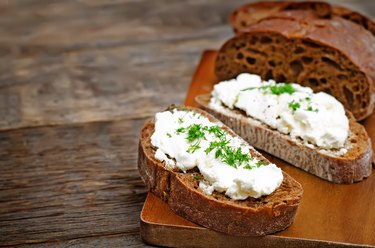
[
  {"left": 306, "top": 106, "right": 319, "bottom": 112},
  {"left": 193, "top": 175, "right": 201, "bottom": 181},
  {"left": 242, "top": 83, "right": 295, "bottom": 95},
  {"left": 186, "top": 124, "right": 205, "bottom": 142},
  {"left": 186, "top": 140, "right": 201, "bottom": 153},
  {"left": 256, "top": 161, "right": 265, "bottom": 167},
  {"left": 176, "top": 127, "right": 186, "bottom": 134},
  {"left": 289, "top": 101, "right": 301, "bottom": 112}
]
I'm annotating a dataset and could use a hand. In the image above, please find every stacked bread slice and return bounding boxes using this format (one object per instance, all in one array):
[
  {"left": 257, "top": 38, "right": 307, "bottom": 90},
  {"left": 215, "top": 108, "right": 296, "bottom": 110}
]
[{"left": 199, "top": 1, "right": 374, "bottom": 183}]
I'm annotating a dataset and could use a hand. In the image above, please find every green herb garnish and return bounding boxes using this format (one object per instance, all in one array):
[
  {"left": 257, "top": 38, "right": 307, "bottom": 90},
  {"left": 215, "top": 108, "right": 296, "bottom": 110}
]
[
  {"left": 178, "top": 117, "right": 184, "bottom": 124},
  {"left": 208, "top": 126, "right": 225, "bottom": 138},
  {"left": 256, "top": 161, "right": 265, "bottom": 167},
  {"left": 241, "top": 86, "right": 256, "bottom": 91},
  {"left": 205, "top": 137, "right": 252, "bottom": 169},
  {"left": 289, "top": 101, "right": 301, "bottom": 111},
  {"left": 234, "top": 94, "right": 240, "bottom": 105},
  {"left": 242, "top": 83, "right": 295, "bottom": 95},
  {"left": 243, "top": 164, "right": 253, "bottom": 170},
  {"left": 186, "top": 124, "right": 205, "bottom": 142},
  {"left": 204, "top": 137, "right": 230, "bottom": 156},
  {"left": 306, "top": 106, "right": 319, "bottom": 112},
  {"left": 193, "top": 175, "right": 201, "bottom": 181},
  {"left": 176, "top": 127, "right": 186, "bottom": 134},
  {"left": 187, "top": 140, "right": 201, "bottom": 153},
  {"left": 269, "top": 83, "right": 295, "bottom": 95},
  {"left": 174, "top": 112, "right": 265, "bottom": 169},
  {"left": 221, "top": 147, "right": 251, "bottom": 168},
  {"left": 166, "top": 133, "right": 172, "bottom": 138}
]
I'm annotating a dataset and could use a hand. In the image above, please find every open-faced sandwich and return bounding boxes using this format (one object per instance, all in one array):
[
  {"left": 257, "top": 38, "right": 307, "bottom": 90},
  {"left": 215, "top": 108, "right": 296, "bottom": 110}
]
[
  {"left": 196, "top": 73, "right": 373, "bottom": 183},
  {"left": 138, "top": 106, "right": 303, "bottom": 236},
  {"left": 216, "top": 7, "right": 375, "bottom": 121}
]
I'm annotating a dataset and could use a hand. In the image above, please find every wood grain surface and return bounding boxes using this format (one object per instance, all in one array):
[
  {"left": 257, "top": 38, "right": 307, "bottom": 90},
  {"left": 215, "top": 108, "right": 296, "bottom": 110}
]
[{"left": 0, "top": 0, "right": 374, "bottom": 247}]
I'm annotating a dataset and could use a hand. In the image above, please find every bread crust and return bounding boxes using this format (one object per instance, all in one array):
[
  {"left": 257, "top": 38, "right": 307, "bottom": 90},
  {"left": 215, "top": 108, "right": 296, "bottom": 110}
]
[
  {"left": 196, "top": 94, "right": 373, "bottom": 183},
  {"left": 138, "top": 106, "right": 303, "bottom": 236},
  {"left": 230, "top": 1, "right": 332, "bottom": 33},
  {"left": 230, "top": 1, "right": 375, "bottom": 36}
]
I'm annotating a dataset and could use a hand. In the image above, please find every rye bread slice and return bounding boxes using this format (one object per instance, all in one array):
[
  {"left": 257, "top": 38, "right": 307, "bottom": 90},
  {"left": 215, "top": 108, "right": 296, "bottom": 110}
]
[
  {"left": 230, "top": 1, "right": 375, "bottom": 36},
  {"left": 216, "top": 11, "right": 375, "bottom": 120},
  {"left": 196, "top": 94, "right": 373, "bottom": 183},
  {"left": 138, "top": 106, "right": 303, "bottom": 236}
]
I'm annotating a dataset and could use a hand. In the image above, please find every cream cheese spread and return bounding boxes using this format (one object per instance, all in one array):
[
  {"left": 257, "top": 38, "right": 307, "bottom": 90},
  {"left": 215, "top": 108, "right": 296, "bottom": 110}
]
[
  {"left": 150, "top": 109, "right": 284, "bottom": 200},
  {"left": 210, "top": 73, "right": 349, "bottom": 150}
]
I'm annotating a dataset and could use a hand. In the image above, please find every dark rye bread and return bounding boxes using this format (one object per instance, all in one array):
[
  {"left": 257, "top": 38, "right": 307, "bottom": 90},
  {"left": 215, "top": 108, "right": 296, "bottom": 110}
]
[
  {"left": 230, "top": 1, "right": 375, "bottom": 36},
  {"left": 138, "top": 106, "right": 303, "bottom": 236},
  {"left": 216, "top": 11, "right": 375, "bottom": 120},
  {"left": 230, "top": 1, "right": 332, "bottom": 33},
  {"left": 196, "top": 94, "right": 373, "bottom": 183}
]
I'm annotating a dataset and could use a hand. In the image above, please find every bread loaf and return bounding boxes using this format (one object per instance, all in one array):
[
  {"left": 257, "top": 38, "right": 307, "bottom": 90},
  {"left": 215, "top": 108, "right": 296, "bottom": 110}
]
[
  {"left": 216, "top": 12, "right": 375, "bottom": 120},
  {"left": 138, "top": 106, "right": 303, "bottom": 236},
  {"left": 230, "top": 1, "right": 375, "bottom": 36},
  {"left": 196, "top": 94, "right": 373, "bottom": 183}
]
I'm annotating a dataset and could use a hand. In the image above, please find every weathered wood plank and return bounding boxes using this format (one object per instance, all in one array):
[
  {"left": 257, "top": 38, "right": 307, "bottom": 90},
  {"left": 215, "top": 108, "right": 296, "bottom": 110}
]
[
  {"left": 0, "top": 40, "right": 210, "bottom": 130},
  {"left": 14, "top": 234, "right": 152, "bottom": 248},
  {"left": 0, "top": 0, "right": 252, "bottom": 131},
  {"left": 0, "top": 118, "right": 148, "bottom": 246}
]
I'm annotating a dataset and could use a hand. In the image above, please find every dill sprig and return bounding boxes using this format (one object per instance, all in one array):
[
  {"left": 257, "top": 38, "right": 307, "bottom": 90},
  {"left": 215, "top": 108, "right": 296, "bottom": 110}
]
[
  {"left": 242, "top": 83, "right": 296, "bottom": 95},
  {"left": 306, "top": 106, "right": 319, "bottom": 112},
  {"left": 289, "top": 101, "right": 301, "bottom": 112},
  {"left": 205, "top": 136, "right": 252, "bottom": 169},
  {"left": 187, "top": 140, "right": 201, "bottom": 153},
  {"left": 176, "top": 127, "right": 186, "bottom": 134},
  {"left": 186, "top": 124, "right": 206, "bottom": 142}
]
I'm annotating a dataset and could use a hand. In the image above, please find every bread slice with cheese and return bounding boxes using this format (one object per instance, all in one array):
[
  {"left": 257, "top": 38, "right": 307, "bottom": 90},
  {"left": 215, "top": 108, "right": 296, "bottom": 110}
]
[
  {"left": 138, "top": 106, "right": 303, "bottom": 236},
  {"left": 196, "top": 92, "right": 373, "bottom": 184},
  {"left": 216, "top": 10, "right": 375, "bottom": 120}
]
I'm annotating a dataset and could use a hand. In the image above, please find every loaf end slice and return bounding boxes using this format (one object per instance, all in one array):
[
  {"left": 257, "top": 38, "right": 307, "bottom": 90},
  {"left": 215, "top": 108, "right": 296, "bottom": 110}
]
[
  {"left": 138, "top": 106, "right": 303, "bottom": 236},
  {"left": 230, "top": 1, "right": 332, "bottom": 33},
  {"left": 196, "top": 94, "right": 373, "bottom": 183},
  {"left": 230, "top": 1, "right": 375, "bottom": 36}
]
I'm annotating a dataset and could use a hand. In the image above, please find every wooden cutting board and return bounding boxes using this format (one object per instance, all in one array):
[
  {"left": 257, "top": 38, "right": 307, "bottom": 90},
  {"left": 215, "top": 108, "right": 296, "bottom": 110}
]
[{"left": 140, "top": 50, "right": 375, "bottom": 248}]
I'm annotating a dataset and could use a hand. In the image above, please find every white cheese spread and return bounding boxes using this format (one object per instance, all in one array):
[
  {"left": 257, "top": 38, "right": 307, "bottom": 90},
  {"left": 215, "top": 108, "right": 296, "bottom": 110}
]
[
  {"left": 210, "top": 73, "right": 349, "bottom": 150},
  {"left": 150, "top": 109, "right": 284, "bottom": 200}
]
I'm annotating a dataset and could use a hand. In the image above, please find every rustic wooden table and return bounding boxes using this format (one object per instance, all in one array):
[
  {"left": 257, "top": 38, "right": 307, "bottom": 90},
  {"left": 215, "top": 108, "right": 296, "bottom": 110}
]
[{"left": 0, "top": 0, "right": 374, "bottom": 247}]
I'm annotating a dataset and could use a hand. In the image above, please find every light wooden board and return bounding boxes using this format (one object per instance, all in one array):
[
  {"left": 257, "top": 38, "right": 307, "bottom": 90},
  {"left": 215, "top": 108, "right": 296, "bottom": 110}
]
[{"left": 140, "top": 50, "right": 375, "bottom": 248}]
